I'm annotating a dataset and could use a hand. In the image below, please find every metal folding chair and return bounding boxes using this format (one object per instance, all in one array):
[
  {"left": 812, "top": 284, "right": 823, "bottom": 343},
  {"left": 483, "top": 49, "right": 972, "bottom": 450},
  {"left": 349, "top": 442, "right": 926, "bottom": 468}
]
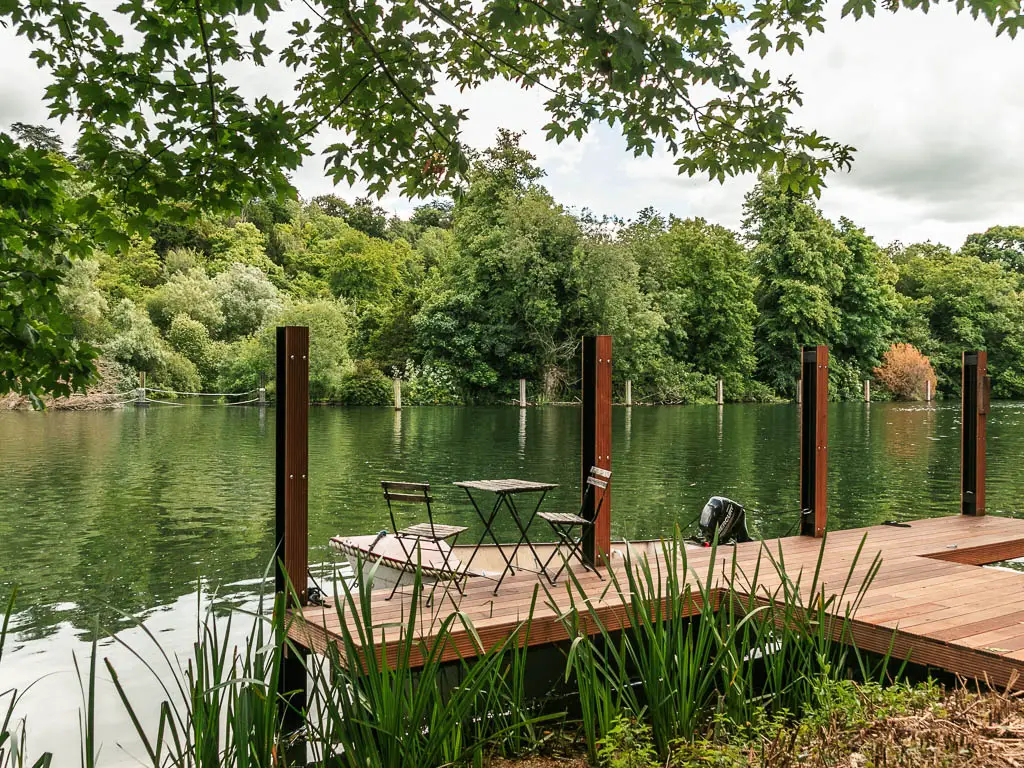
[
  {"left": 538, "top": 466, "right": 611, "bottom": 583},
  {"left": 381, "top": 481, "right": 467, "bottom": 602}
]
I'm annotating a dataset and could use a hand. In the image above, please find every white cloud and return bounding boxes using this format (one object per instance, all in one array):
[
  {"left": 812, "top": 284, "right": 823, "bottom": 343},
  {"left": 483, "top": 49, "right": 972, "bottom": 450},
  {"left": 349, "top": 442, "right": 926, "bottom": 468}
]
[{"left": 4, "top": 2, "right": 1024, "bottom": 246}]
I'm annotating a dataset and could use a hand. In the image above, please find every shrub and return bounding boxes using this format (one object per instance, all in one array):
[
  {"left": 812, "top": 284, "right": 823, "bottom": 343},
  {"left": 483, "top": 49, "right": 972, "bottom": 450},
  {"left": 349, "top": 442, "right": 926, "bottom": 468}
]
[
  {"left": 156, "top": 350, "right": 201, "bottom": 392},
  {"left": 212, "top": 263, "right": 280, "bottom": 339},
  {"left": 828, "top": 355, "right": 865, "bottom": 401},
  {"left": 264, "top": 299, "right": 355, "bottom": 400},
  {"left": 599, "top": 716, "right": 660, "bottom": 768},
  {"left": 404, "top": 361, "right": 463, "bottom": 404},
  {"left": 874, "top": 343, "right": 938, "bottom": 400},
  {"left": 104, "top": 298, "right": 167, "bottom": 375},
  {"left": 216, "top": 337, "right": 271, "bottom": 394},
  {"left": 337, "top": 368, "right": 392, "bottom": 405},
  {"left": 146, "top": 268, "right": 224, "bottom": 335}
]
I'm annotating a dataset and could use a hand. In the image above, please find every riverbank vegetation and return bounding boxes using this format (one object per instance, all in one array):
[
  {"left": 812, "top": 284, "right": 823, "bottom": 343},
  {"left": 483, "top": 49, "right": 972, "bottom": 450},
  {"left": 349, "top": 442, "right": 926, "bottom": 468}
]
[
  {"left": 3, "top": 538, "right": 1023, "bottom": 768},
  {"left": 8, "top": 126, "right": 1024, "bottom": 406}
]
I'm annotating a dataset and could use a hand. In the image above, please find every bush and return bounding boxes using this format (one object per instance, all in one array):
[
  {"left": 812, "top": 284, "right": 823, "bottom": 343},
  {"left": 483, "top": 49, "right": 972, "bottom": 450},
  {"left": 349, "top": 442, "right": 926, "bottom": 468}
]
[
  {"left": 212, "top": 263, "right": 280, "bottom": 339},
  {"left": 337, "top": 368, "right": 392, "bottom": 405},
  {"left": 156, "top": 350, "right": 201, "bottom": 393},
  {"left": 216, "top": 337, "right": 271, "bottom": 394},
  {"left": 404, "top": 361, "right": 463, "bottom": 405},
  {"left": 874, "top": 343, "right": 938, "bottom": 400},
  {"left": 146, "top": 268, "right": 224, "bottom": 334},
  {"left": 104, "top": 298, "right": 167, "bottom": 375},
  {"left": 633, "top": 360, "right": 716, "bottom": 404},
  {"left": 828, "top": 355, "right": 865, "bottom": 401},
  {"left": 265, "top": 299, "right": 354, "bottom": 401}
]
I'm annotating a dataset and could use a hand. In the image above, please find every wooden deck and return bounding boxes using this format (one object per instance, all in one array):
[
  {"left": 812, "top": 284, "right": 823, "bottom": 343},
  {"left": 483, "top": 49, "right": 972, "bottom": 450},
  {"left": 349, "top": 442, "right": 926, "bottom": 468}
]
[{"left": 290, "top": 515, "right": 1024, "bottom": 688}]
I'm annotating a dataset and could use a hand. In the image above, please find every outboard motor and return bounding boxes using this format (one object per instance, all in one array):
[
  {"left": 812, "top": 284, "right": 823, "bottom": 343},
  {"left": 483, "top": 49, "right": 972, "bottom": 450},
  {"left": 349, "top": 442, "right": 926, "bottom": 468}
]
[{"left": 697, "top": 496, "right": 751, "bottom": 545}]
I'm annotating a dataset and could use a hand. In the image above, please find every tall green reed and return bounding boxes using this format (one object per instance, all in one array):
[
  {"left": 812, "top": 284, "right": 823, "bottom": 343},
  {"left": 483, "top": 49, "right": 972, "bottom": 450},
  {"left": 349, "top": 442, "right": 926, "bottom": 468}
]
[
  {"left": 303, "top": 558, "right": 556, "bottom": 768},
  {"left": 1, "top": 590, "right": 52, "bottom": 768},
  {"left": 104, "top": 575, "right": 285, "bottom": 768},
  {"left": 547, "top": 531, "right": 894, "bottom": 762}
]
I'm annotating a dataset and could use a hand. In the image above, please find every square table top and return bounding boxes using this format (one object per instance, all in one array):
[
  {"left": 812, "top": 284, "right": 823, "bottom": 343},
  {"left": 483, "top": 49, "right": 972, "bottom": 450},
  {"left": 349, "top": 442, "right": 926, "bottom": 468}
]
[{"left": 453, "top": 478, "right": 558, "bottom": 494}]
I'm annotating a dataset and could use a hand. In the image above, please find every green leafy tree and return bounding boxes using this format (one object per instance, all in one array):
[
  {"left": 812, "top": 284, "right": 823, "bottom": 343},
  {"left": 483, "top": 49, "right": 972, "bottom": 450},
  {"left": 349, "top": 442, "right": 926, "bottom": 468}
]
[
  {"left": 104, "top": 298, "right": 167, "bottom": 376},
  {"left": 410, "top": 200, "right": 454, "bottom": 230},
  {"left": 745, "top": 175, "right": 847, "bottom": 395},
  {"left": 312, "top": 195, "right": 389, "bottom": 239},
  {"left": 146, "top": 269, "right": 225, "bottom": 335},
  {"left": 960, "top": 225, "right": 1024, "bottom": 274},
  {"left": 643, "top": 218, "right": 758, "bottom": 387},
  {"left": 4, "top": 0, "right": 927, "bottom": 207},
  {"left": 576, "top": 235, "right": 666, "bottom": 396},
  {"left": 167, "top": 314, "right": 219, "bottom": 383},
  {"left": 212, "top": 263, "right": 280, "bottom": 339},
  {"left": 415, "top": 133, "right": 587, "bottom": 398},
  {"left": 834, "top": 218, "right": 897, "bottom": 373},
  {"left": 897, "top": 251, "right": 1024, "bottom": 396},
  {"left": 207, "top": 221, "right": 285, "bottom": 284},
  {"left": 0, "top": 134, "right": 99, "bottom": 403},
  {"left": 265, "top": 300, "right": 355, "bottom": 400},
  {"left": 58, "top": 258, "right": 109, "bottom": 342}
]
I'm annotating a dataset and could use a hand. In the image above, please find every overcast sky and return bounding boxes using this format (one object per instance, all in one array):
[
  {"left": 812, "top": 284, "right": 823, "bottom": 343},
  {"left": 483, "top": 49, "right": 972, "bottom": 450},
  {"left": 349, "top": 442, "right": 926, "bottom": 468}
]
[{"left": 3, "top": 3, "right": 1023, "bottom": 248}]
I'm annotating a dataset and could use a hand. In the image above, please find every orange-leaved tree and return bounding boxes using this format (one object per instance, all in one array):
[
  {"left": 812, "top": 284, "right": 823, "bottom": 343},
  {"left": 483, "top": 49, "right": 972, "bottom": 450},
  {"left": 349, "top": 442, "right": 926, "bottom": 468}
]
[{"left": 873, "top": 344, "right": 938, "bottom": 401}]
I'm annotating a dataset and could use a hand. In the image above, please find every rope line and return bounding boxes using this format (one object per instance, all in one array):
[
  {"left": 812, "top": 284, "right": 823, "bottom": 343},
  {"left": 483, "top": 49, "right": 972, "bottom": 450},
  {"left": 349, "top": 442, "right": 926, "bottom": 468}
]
[
  {"left": 143, "top": 396, "right": 262, "bottom": 407},
  {"left": 144, "top": 387, "right": 258, "bottom": 397}
]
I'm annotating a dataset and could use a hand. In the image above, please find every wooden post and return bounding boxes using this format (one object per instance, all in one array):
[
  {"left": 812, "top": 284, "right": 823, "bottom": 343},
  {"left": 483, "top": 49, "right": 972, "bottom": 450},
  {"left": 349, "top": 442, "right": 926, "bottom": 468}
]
[
  {"left": 393, "top": 378, "right": 402, "bottom": 411},
  {"left": 864, "top": 379, "right": 871, "bottom": 403},
  {"left": 582, "top": 336, "right": 612, "bottom": 565},
  {"left": 135, "top": 371, "right": 147, "bottom": 407},
  {"left": 275, "top": 326, "right": 309, "bottom": 727},
  {"left": 625, "top": 379, "right": 632, "bottom": 407},
  {"left": 519, "top": 378, "right": 527, "bottom": 408},
  {"left": 716, "top": 379, "right": 724, "bottom": 406},
  {"left": 799, "top": 345, "right": 829, "bottom": 538},
  {"left": 961, "top": 351, "right": 990, "bottom": 516},
  {"left": 926, "top": 380, "right": 932, "bottom": 402},
  {"left": 258, "top": 373, "right": 266, "bottom": 407}
]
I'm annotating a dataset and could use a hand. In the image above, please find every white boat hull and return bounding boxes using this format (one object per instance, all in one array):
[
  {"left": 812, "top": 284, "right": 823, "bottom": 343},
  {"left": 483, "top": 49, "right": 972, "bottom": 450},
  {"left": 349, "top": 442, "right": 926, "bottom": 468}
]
[{"left": 330, "top": 534, "right": 678, "bottom": 591}]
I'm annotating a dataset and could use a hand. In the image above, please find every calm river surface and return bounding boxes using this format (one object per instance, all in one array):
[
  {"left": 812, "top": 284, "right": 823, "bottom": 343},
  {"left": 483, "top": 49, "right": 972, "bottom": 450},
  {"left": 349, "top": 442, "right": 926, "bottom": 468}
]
[{"left": 2, "top": 401, "right": 1024, "bottom": 764}]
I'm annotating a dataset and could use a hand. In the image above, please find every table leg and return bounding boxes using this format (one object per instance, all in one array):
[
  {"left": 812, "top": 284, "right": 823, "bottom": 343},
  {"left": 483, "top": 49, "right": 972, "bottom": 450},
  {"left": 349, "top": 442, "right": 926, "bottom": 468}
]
[
  {"left": 460, "top": 489, "right": 516, "bottom": 583},
  {"left": 500, "top": 490, "right": 552, "bottom": 590}
]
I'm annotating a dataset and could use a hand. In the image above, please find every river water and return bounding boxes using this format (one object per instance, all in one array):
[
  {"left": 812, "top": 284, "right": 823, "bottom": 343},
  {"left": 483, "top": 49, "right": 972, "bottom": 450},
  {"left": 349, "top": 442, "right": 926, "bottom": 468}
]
[{"left": 2, "top": 402, "right": 1023, "bottom": 763}]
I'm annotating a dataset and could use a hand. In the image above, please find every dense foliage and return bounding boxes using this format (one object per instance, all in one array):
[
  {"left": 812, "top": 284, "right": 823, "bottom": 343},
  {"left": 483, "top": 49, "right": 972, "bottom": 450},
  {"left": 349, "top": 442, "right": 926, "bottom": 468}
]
[{"left": 13, "top": 128, "right": 1024, "bottom": 404}]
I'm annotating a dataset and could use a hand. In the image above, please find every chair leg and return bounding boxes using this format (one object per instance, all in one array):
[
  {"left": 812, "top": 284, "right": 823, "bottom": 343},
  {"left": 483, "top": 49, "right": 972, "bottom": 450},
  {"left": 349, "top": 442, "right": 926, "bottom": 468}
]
[
  {"left": 546, "top": 524, "right": 582, "bottom": 584},
  {"left": 386, "top": 571, "right": 405, "bottom": 601}
]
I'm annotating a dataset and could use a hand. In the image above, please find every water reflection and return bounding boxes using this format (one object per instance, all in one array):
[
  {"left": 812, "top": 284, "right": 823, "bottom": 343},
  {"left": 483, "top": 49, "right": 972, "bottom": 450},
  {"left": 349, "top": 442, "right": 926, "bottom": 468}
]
[{"left": 2, "top": 403, "right": 1023, "bottom": 641}]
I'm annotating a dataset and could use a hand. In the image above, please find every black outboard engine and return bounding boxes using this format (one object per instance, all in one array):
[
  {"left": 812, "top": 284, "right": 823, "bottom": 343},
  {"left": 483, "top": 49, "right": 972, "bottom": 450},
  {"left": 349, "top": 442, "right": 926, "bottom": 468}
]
[{"left": 697, "top": 496, "right": 751, "bottom": 545}]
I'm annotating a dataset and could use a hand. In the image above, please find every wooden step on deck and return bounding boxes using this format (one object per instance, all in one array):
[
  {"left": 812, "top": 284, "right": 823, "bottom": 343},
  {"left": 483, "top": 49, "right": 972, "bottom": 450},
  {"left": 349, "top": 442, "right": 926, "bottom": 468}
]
[{"left": 289, "top": 515, "right": 1024, "bottom": 688}]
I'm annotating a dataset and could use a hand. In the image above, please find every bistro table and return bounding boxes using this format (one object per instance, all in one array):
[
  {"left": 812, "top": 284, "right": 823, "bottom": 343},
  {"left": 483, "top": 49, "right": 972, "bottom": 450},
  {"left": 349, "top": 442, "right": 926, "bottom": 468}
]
[{"left": 454, "top": 479, "right": 558, "bottom": 593}]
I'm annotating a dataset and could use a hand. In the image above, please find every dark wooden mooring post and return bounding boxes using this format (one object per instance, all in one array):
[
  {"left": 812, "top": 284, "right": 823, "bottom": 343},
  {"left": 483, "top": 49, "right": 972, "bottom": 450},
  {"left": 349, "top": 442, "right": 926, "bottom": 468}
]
[
  {"left": 275, "top": 326, "right": 309, "bottom": 728},
  {"left": 961, "top": 351, "right": 990, "bottom": 516},
  {"left": 582, "top": 336, "right": 612, "bottom": 565},
  {"left": 799, "top": 345, "right": 829, "bottom": 538}
]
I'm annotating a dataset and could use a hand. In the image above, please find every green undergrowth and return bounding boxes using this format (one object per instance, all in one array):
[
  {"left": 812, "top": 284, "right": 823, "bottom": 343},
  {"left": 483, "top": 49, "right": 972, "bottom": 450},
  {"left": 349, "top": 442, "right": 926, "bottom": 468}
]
[
  {"left": 6, "top": 534, "right": 1014, "bottom": 768},
  {"left": 593, "top": 676, "right": 1024, "bottom": 768}
]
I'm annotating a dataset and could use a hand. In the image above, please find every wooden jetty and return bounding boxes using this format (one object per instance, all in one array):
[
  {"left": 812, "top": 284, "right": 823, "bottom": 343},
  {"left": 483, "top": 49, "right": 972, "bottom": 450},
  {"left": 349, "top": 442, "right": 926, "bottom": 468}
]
[
  {"left": 289, "top": 513, "right": 1024, "bottom": 688},
  {"left": 274, "top": 333, "right": 1024, "bottom": 695}
]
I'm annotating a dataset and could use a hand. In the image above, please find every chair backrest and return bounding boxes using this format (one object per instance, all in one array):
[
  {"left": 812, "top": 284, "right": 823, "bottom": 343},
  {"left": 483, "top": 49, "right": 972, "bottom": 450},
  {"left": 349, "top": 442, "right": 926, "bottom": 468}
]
[
  {"left": 381, "top": 481, "right": 436, "bottom": 536},
  {"left": 581, "top": 466, "right": 612, "bottom": 521},
  {"left": 586, "top": 466, "right": 611, "bottom": 491},
  {"left": 381, "top": 480, "right": 432, "bottom": 505}
]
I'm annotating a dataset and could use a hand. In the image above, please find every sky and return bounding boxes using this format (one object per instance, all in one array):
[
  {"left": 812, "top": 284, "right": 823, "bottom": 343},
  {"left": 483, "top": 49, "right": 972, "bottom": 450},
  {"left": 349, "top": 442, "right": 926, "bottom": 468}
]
[{"left": 3, "top": 2, "right": 1024, "bottom": 248}]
